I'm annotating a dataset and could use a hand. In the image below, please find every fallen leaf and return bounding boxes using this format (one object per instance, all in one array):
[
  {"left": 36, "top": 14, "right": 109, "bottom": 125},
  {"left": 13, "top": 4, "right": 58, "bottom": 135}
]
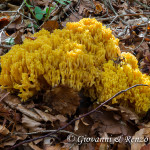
[
  {"left": 43, "top": 85, "right": 80, "bottom": 116},
  {"left": 0, "top": 16, "right": 10, "bottom": 29},
  {"left": 41, "top": 20, "right": 59, "bottom": 33},
  {"left": 0, "top": 125, "right": 9, "bottom": 135},
  {"left": 44, "top": 144, "right": 61, "bottom": 150},
  {"left": 119, "top": 106, "right": 139, "bottom": 123},
  {"left": 22, "top": 115, "right": 41, "bottom": 129},
  {"left": 93, "top": 1, "right": 103, "bottom": 15},
  {"left": 29, "top": 142, "right": 43, "bottom": 150},
  {"left": 140, "top": 144, "right": 150, "bottom": 150},
  {"left": 131, "top": 125, "right": 150, "bottom": 150},
  {"left": 78, "top": 0, "right": 94, "bottom": 15},
  {"left": 7, "top": 16, "right": 25, "bottom": 31},
  {"left": 34, "top": 108, "right": 67, "bottom": 124}
]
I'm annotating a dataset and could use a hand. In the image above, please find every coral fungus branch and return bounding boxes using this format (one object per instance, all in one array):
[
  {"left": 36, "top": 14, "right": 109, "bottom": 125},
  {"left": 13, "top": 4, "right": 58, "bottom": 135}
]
[{"left": 8, "top": 84, "right": 148, "bottom": 150}]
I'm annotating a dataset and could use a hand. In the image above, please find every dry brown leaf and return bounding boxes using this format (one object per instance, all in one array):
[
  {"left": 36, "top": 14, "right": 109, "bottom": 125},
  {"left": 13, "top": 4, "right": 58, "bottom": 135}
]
[
  {"left": 69, "top": 13, "right": 83, "bottom": 22},
  {"left": 44, "top": 144, "right": 61, "bottom": 150},
  {"left": 1, "top": 90, "right": 43, "bottom": 122},
  {"left": 7, "top": 3, "right": 19, "bottom": 11},
  {"left": 131, "top": 124, "right": 150, "bottom": 150},
  {"left": 140, "top": 144, "right": 150, "bottom": 150},
  {"left": 74, "top": 120, "right": 80, "bottom": 131},
  {"left": 55, "top": 114, "right": 67, "bottom": 122},
  {"left": 0, "top": 16, "right": 10, "bottom": 29},
  {"left": 34, "top": 108, "right": 58, "bottom": 122},
  {"left": 80, "top": 143, "right": 95, "bottom": 150},
  {"left": 81, "top": 117, "right": 90, "bottom": 126},
  {"left": 119, "top": 106, "right": 139, "bottom": 123},
  {"left": 0, "top": 125, "right": 9, "bottom": 135},
  {"left": 16, "top": 104, "right": 43, "bottom": 122},
  {"left": 135, "top": 41, "right": 149, "bottom": 50},
  {"left": 41, "top": 20, "right": 59, "bottom": 33},
  {"left": 93, "top": 1, "right": 104, "bottom": 15},
  {"left": 32, "top": 0, "right": 50, "bottom": 6},
  {"left": 22, "top": 115, "right": 41, "bottom": 129},
  {"left": 0, "top": 139, "right": 17, "bottom": 148},
  {"left": 78, "top": 0, "right": 94, "bottom": 15},
  {"left": 34, "top": 108, "right": 67, "bottom": 124},
  {"left": 15, "top": 125, "right": 28, "bottom": 140},
  {"left": 43, "top": 85, "right": 80, "bottom": 116},
  {"left": 90, "top": 111, "right": 135, "bottom": 136},
  {"left": 29, "top": 142, "right": 43, "bottom": 150},
  {"left": 62, "top": 143, "right": 79, "bottom": 150},
  {"left": 7, "top": 16, "right": 25, "bottom": 31},
  {"left": 11, "top": 29, "right": 24, "bottom": 44},
  {"left": 74, "top": 117, "right": 92, "bottom": 135},
  {"left": 103, "top": 105, "right": 119, "bottom": 111}
]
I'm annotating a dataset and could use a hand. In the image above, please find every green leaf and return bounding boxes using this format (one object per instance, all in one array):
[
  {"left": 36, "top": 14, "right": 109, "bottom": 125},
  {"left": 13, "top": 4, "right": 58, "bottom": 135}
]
[
  {"left": 55, "top": 0, "right": 67, "bottom": 5},
  {"left": 41, "top": 10, "right": 46, "bottom": 14},
  {"left": 66, "top": 0, "right": 71, "bottom": 3},
  {"left": 5, "top": 37, "right": 15, "bottom": 45},
  {"left": 46, "top": 7, "right": 49, "bottom": 14},
  {"left": 35, "top": 13, "right": 43, "bottom": 20},
  {"left": 34, "top": 6, "right": 42, "bottom": 14},
  {"left": 34, "top": 24, "right": 39, "bottom": 29},
  {"left": 27, "top": 23, "right": 31, "bottom": 28}
]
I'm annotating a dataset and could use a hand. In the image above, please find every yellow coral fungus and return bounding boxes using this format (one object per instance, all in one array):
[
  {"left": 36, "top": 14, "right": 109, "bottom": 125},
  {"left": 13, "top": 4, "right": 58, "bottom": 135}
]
[
  {"left": 0, "top": 18, "right": 150, "bottom": 114},
  {"left": 100, "top": 59, "right": 150, "bottom": 113}
]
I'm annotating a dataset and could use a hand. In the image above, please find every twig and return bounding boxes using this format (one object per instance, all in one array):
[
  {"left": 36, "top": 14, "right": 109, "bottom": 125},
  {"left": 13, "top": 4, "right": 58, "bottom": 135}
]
[
  {"left": 107, "top": 15, "right": 118, "bottom": 27},
  {"left": 0, "top": 1, "right": 25, "bottom": 33},
  {"left": 14, "top": 129, "right": 79, "bottom": 137},
  {"left": 130, "top": 17, "right": 149, "bottom": 52},
  {"left": 0, "top": 44, "right": 12, "bottom": 49},
  {"left": 28, "top": 13, "right": 35, "bottom": 34},
  {"left": 108, "top": 0, "right": 128, "bottom": 26},
  {"left": 8, "top": 84, "right": 148, "bottom": 150},
  {"left": 0, "top": 10, "right": 36, "bottom": 23},
  {"left": 116, "top": 26, "right": 129, "bottom": 38},
  {"left": 95, "top": 12, "right": 150, "bottom": 21},
  {"left": 135, "top": 0, "right": 150, "bottom": 10}
]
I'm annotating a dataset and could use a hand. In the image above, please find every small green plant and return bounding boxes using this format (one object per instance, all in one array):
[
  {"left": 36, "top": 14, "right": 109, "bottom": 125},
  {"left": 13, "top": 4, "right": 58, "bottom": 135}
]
[
  {"left": 5, "top": 37, "right": 15, "bottom": 45},
  {"left": 55, "top": 0, "right": 71, "bottom": 5},
  {"left": 24, "top": 0, "right": 55, "bottom": 21}
]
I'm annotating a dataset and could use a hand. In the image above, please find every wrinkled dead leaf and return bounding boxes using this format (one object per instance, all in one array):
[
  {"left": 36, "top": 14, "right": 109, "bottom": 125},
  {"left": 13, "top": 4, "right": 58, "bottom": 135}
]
[
  {"left": 93, "top": 1, "right": 104, "bottom": 15},
  {"left": 44, "top": 144, "right": 61, "bottom": 150},
  {"left": 41, "top": 20, "right": 59, "bottom": 33},
  {"left": 22, "top": 115, "right": 42, "bottom": 129},
  {"left": 119, "top": 106, "right": 139, "bottom": 123},
  {"left": 34, "top": 108, "right": 67, "bottom": 124},
  {"left": 7, "top": 16, "right": 25, "bottom": 31},
  {"left": 140, "top": 144, "right": 150, "bottom": 150},
  {"left": 0, "top": 125, "right": 9, "bottom": 135},
  {"left": 80, "top": 143, "right": 95, "bottom": 150},
  {"left": 90, "top": 111, "right": 135, "bottom": 136},
  {"left": 29, "top": 142, "right": 43, "bottom": 150},
  {"left": 43, "top": 85, "right": 80, "bottom": 116},
  {"left": 78, "top": 0, "right": 95, "bottom": 15},
  {"left": 131, "top": 126, "right": 150, "bottom": 150},
  {"left": 0, "top": 16, "right": 10, "bottom": 29}
]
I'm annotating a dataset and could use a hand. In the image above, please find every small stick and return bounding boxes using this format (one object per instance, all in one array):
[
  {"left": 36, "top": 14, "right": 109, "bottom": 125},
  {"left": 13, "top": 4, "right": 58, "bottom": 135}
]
[
  {"left": 130, "top": 17, "right": 149, "bottom": 52},
  {"left": 135, "top": 0, "right": 150, "bottom": 10},
  {"left": 95, "top": 12, "right": 150, "bottom": 21},
  {"left": 0, "top": 44, "right": 12, "bottom": 49},
  {"left": 0, "top": 1, "right": 25, "bottom": 33}
]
